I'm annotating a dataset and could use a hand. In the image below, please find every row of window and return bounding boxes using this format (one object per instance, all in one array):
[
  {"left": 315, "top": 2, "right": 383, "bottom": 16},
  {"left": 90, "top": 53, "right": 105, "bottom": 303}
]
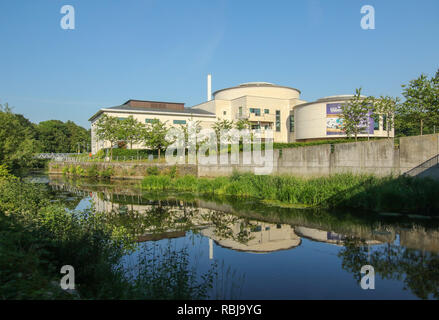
[
  {"left": 145, "top": 118, "right": 187, "bottom": 125},
  {"left": 237, "top": 107, "right": 272, "bottom": 116},
  {"left": 248, "top": 108, "right": 271, "bottom": 116},
  {"left": 119, "top": 115, "right": 298, "bottom": 133}
]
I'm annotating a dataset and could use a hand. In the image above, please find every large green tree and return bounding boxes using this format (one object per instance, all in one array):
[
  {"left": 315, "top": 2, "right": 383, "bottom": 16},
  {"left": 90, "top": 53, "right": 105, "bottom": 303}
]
[
  {"left": 397, "top": 69, "right": 439, "bottom": 136},
  {"left": 0, "top": 103, "right": 41, "bottom": 170},
  {"left": 142, "top": 119, "right": 171, "bottom": 158},
  {"left": 35, "top": 120, "right": 90, "bottom": 153},
  {"left": 118, "top": 116, "right": 145, "bottom": 149}
]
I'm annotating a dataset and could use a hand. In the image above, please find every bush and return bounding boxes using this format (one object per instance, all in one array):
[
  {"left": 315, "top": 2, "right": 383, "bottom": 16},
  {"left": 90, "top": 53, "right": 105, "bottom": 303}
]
[
  {"left": 86, "top": 164, "right": 99, "bottom": 177},
  {"left": 99, "top": 167, "right": 114, "bottom": 179},
  {"left": 146, "top": 166, "right": 159, "bottom": 176},
  {"left": 0, "top": 172, "right": 221, "bottom": 299}
]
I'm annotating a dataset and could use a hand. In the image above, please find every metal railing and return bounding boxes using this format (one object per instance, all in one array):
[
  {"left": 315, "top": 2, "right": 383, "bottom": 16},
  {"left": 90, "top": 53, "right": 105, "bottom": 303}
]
[{"left": 404, "top": 154, "right": 439, "bottom": 177}]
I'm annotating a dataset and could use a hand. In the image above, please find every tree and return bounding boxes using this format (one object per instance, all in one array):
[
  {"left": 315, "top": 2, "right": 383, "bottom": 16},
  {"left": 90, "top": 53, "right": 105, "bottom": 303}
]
[
  {"left": 373, "top": 96, "right": 399, "bottom": 138},
  {"left": 142, "top": 119, "right": 171, "bottom": 158},
  {"left": 234, "top": 119, "right": 251, "bottom": 131},
  {"left": 94, "top": 114, "right": 122, "bottom": 160},
  {"left": 36, "top": 120, "right": 71, "bottom": 153},
  {"left": 0, "top": 103, "right": 41, "bottom": 171},
  {"left": 65, "top": 120, "right": 91, "bottom": 153},
  {"left": 178, "top": 119, "right": 203, "bottom": 152},
  {"left": 119, "top": 116, "right": 145, "bottom": 149},
  {"left": 340, "top": 88, "right": 372, "bottom": 141},
  {"left": 212, "top": 119, "right": 234, "bottom": 149},
  {"left": 400, "top": 70, "right": 439, "bottom": 135},
  {"left": 36, "top": 120, "right": 90, "bottom": 153}
]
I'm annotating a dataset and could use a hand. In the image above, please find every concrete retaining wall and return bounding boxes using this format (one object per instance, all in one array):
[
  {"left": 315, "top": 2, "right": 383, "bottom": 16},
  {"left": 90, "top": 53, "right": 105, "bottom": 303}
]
[
  {"left": 197, "top": 134, "right": 439, "bottom": 179},
  {"left": 49, "top": 134, "right": 439, "bottom": 179},
  {"left": 48, "top": 161, "right": 197, "bottom": 179},
  {"left": 399, "top": 134, "right": 439, "bottom": 173}
]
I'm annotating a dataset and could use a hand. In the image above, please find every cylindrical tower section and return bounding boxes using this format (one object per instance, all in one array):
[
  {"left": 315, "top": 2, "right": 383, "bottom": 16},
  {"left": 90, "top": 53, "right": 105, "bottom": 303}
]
[{"left": 213, "top": 82, "right": 301, "bottom": 100}]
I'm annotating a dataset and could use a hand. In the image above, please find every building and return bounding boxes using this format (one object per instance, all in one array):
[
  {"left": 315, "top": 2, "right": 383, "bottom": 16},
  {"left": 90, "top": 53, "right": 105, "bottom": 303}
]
[
  {"left": 89, "top": 77, "right": 394, "bottom": 153},
  {"left": 191, "top": 81, "right": 305, "bottom": 143},
  {"left": 89, "top": 99, "right": 216, "bottom": 153},
  {"left": 294, "top": 95, "right": 394, "bottom": 141}
]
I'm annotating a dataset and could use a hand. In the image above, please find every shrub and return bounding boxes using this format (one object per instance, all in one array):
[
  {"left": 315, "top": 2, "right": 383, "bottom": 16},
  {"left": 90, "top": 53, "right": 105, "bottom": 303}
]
[
  {"left": 86, "top": 164, "right": 99, "bottom": 177},
  {"left": 99, "top": 167, "right": 114, "bottom": 179},
  {"left": 68, "top": 165, "right": 76, "bottom": 176},
  {"left": 146, "top": 166, "right": 159, "bottom": 176},
  {"left": 75, "top": 165, "right": 85, "bottom": 177}
]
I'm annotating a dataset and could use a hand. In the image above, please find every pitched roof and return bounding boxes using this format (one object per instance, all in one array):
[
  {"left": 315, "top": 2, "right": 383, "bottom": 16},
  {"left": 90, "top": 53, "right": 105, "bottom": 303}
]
[{"left": 89, "top": 104, "right": 215, "bottom": 122}]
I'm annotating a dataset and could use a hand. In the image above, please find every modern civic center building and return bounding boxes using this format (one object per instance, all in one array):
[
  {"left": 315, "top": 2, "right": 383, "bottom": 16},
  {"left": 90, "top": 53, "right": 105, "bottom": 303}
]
[{"left": 89, "top": 76, "right": 394, "bottom": 153}]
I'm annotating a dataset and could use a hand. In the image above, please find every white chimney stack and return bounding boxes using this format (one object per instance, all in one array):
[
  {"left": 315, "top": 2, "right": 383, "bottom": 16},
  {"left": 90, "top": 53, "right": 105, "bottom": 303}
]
[{"left": 207, "top": 74, "right": 212, "bottom": 101}]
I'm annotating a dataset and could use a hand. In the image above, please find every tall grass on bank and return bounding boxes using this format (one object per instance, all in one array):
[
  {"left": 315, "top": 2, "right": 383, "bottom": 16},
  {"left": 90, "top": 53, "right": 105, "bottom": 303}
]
[
  {"left": 0, "top": 171, "right": 218, "bottom": 299},
  {"left": 141, "top": 172, "right": 439, "bottom": 215}
]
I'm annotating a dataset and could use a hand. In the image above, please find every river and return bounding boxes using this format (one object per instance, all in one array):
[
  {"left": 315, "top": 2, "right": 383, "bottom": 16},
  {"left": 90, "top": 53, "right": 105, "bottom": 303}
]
[{"left": 26, "top": 172, "right": 439, "bottom": 300}]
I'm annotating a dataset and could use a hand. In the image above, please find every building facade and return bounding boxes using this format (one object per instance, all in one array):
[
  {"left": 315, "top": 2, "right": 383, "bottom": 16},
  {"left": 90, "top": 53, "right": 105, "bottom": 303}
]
[
  {"left": 192, "top": 82, "right": 305, "bottom": 143},
  {"left": 89, "top": 99, "right": 216, "bottom": 154},
  {"left": 89, "top": 81, "right": 394, "bottom": 154}
]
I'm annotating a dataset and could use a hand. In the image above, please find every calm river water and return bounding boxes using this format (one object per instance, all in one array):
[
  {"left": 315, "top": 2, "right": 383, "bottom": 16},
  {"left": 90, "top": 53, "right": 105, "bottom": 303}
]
[{"left": 27, "top": 173, "right": 439, "bottom": 300}]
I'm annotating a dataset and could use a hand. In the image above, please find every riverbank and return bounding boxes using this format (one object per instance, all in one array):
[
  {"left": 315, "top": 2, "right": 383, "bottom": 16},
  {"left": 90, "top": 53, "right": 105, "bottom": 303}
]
[
  {"left": 141, "top": 172, "right": 439, "bottom": 215},
  {"left": 0, "top": 171, "right": 216, "bottom": 299}
]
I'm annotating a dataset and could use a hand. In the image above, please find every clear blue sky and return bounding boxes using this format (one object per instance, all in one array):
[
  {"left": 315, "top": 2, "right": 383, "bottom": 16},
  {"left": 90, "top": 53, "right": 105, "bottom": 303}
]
[{"left": 0, "top": 0, "right": 438, "bottom": 128}]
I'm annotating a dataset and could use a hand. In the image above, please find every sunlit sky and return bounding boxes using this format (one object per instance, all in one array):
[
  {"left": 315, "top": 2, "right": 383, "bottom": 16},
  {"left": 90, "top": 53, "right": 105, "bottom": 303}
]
[{"left": 0, "top": 0, "right": 438, "bottom": 128}]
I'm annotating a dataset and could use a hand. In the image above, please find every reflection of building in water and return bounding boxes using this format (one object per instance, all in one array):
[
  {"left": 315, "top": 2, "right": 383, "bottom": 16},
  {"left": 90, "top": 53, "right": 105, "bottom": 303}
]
[
  {"left": 202, "top": 222, "right": 301, "bottom": 254},
  {"left": 93, "top": 192, "right": 301, "bottom": 254},
  {"left": 295, "top": 226, "right": 382, "bottom": 246},
  {"left": 48, "top": 180, "right": 439, "bottom": 255}
]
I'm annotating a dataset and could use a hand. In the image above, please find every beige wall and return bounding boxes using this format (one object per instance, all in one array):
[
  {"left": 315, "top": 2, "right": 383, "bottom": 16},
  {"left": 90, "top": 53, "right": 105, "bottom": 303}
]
[
  {"left": 214, "top": 84, "right": 300, "bottom": 100},
  {"left": 193, "top": 93, "right": 302, "bottom": 143}
]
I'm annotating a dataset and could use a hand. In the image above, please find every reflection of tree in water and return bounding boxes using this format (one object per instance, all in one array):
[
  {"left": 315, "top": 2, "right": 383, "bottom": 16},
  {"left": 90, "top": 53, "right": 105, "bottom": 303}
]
[
  {"left": 201, "top": 211, "right": 255, "bottom": 244},
  {"left": 339, "top": 238, "right": 439, "bottom": 299},
  {"left": 99, "top": 202, "right": 201, "bottom": 238}
]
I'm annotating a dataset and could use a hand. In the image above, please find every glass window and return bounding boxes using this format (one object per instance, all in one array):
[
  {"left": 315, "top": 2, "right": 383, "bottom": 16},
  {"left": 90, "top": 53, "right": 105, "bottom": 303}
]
[
  {"left": 372, "top": 114, "right": 380, "bottom": 130},
  {"left": 145, "top": 118, "right": 155, "bottom": 123},
  {"left": 264, "top": 109, "right": 269, "bottom": 114},
  {"left": 289, "top": 115, "right": 294, "bottom": 132},
  {"left": 173, "top": 120, "right": 186, "bottom": 125},
  {"left": 223, "top": 110, "right": 227, "bottom": 115},
  {"left": 238, "top": 107, "right": 243, "bottom": 116},
  {"left": 276, "top": 110, "right": 281, "bottom": 132},
  {"left": 250, "top": 108, "right": 261, "bottom": 116},
  {"left": 118, "top": 117, "right": 127, "bottom": 121}
]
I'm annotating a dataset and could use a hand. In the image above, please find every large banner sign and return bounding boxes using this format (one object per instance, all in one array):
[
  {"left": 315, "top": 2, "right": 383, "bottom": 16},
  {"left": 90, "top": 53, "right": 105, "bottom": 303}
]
[
  {"left": 326, "top": 103, "right": 374, "bottom": 136},
  {"left": 326, "top": 103, "right": 344, "bottom": 135}
]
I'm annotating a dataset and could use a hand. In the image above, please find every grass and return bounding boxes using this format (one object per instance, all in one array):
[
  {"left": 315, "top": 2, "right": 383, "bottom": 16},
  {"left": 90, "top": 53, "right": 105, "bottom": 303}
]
[
  {"left": 141, "top": 172, "right": 439, "bottom": 215},
  {"left": 0, "top": 172, "right": 219, "bottom": 299}
]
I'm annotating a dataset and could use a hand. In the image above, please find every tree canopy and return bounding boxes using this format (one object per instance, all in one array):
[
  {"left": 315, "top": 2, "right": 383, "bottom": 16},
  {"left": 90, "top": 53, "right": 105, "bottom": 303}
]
[
  {"left": 396, "top": 69, "right": 439, "bottom": 136},
  {"left": 0, "top": 103, "right": 41, "bottom": 170}
]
